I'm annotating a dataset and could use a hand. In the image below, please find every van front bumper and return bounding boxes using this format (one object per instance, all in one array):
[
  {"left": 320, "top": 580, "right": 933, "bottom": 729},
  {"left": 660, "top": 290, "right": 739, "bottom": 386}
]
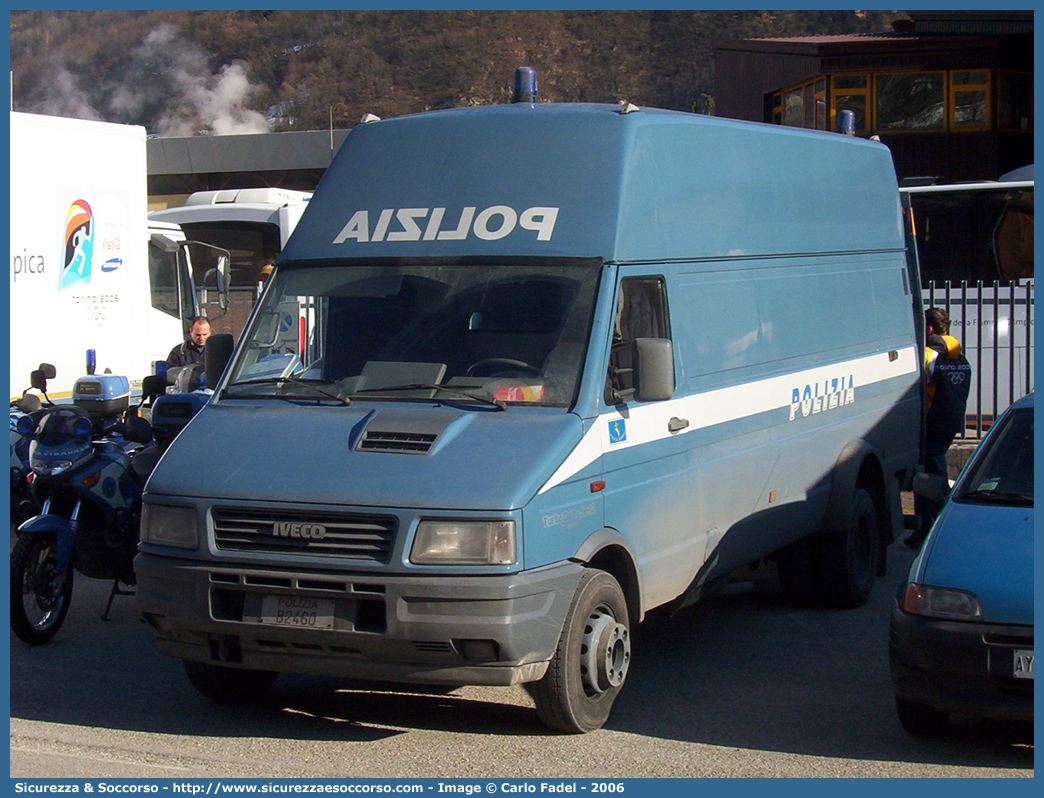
[{"left": 135, "top": 553, "right": 583, "bottom": 686}]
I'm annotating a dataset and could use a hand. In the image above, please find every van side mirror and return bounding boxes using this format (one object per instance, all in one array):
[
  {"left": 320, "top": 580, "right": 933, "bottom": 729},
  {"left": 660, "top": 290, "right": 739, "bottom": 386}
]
[
  {"left": 205, "top": 334, "right": 235, "bottom": 389},
  {"left": 913, "top": 472, "right": 951, "bottom": 505},
  {"left": 633, "top": 338, "right": 675, "bottom": 402}
]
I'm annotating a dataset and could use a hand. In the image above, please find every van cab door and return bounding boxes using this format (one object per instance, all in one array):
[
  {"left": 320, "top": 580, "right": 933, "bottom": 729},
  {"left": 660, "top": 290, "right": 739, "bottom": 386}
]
[{"left": 599, "top": 272, "right": 702, "bottom": 610}]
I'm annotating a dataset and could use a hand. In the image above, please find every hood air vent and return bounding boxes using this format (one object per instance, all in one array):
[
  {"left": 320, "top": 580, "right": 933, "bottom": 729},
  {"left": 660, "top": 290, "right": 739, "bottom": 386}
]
[
  {"left": 359, "top": 430, "right": 438, "bottom": 454},
  {"left": 356, "top": 409, "right": 462, "bottom": 455}
]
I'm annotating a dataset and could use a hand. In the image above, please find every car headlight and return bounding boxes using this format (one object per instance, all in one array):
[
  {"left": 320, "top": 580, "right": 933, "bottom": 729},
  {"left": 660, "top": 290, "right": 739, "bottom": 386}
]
[
  {"left": 410, "top": 520, "right": 516, "bottom": 565},
  {"left": 900, "top": 583, "right": 983, "bottom": 620},
  {"left": 141, "top": 503, "right": 199, "bottom": 550}
]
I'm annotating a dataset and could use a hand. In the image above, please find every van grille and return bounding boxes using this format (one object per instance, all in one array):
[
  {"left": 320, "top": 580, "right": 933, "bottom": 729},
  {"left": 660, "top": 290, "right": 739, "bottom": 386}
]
[
  {"left": 357, "top": 430, "right": 438, "bottom": 454},
  {"left": 212, "top": 508, "right": 397, "bottom": 562}
]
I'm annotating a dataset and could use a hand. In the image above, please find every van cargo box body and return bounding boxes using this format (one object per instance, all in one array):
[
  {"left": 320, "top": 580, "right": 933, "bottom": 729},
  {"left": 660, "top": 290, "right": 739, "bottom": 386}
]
[{"left": 137, "top": 102, "right": 921, "bottom": 732}]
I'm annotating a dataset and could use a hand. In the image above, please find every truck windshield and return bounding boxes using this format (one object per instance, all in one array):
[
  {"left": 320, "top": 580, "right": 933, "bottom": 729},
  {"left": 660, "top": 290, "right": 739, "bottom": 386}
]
[{"left": 223, "top": 260, "right": 602, "bottom": 408}]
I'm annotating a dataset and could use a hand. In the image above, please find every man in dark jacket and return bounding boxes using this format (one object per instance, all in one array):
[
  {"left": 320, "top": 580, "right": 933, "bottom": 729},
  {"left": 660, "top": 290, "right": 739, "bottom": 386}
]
[{"left": 166, "top": 316, "right": 212, "bottom": 368}]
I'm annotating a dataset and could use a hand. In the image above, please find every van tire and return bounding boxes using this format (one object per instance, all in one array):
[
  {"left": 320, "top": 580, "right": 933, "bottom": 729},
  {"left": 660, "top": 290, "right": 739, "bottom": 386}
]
[
  {"left": 183, "top": 660, "right": 278, "bottom": 703},
  {"left": 818, "top": 487, "right": 879, "bottom": 608},
  {"left": 527, "top": 569, "right": 630, "bottom": 733},
  {"left": 776, "top": 537, "right": 821, "bottom": 605}
]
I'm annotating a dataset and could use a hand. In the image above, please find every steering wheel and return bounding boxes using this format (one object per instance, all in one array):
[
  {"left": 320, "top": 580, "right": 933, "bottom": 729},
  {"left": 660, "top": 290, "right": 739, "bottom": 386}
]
[{"left": 465, "top": 358, "right": 541, "bottom": 378}]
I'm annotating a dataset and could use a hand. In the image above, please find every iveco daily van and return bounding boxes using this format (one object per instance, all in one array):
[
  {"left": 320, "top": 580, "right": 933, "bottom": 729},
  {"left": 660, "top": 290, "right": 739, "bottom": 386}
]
[{"left": 136, "top": 89, "right": 922, "bottom": 732}]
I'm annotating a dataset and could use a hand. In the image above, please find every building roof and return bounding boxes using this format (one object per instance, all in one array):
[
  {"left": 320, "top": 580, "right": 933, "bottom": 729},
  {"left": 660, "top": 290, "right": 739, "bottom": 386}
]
[{"left": 147, "top": 128, "right": 350, "bottom": 176}]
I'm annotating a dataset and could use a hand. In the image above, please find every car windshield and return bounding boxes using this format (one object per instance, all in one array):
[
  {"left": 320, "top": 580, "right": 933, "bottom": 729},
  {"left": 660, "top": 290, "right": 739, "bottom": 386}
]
[
  {"left": 223, "top": 259, "right": 602, "bottom": 408},
  {"left": 956, "top": 407, "right": 1034, "bottom": 505}
]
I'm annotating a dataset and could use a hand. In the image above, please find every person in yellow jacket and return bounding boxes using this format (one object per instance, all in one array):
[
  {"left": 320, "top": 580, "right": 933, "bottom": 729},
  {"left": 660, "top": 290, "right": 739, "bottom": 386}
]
[{"left": 908, "top": 307, "right": 971, "bottom": 547}]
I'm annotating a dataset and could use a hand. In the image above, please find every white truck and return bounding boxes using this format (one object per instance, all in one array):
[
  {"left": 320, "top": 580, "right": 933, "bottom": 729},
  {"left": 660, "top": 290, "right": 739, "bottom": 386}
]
[
  {"left": 9, "top": 112, "right": 202, "bottom": 399},
  {"left": 149, "top": 187, "right": 311, "bottom": 291}
]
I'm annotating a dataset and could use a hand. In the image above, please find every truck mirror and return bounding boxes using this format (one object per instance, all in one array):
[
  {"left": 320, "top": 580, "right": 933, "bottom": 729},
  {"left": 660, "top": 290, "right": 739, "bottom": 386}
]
[
  {"left": 205, "top": 334, "right": 235, "bottom": 389},
  {"left": 215, "top": 256, "right": 229, "bottom": 311},
  {"left": 633, "top": 338, "right": 675, "bottom": 402},
  {"left": 150, "top": 233, "right": 180, "bottom": 253}
]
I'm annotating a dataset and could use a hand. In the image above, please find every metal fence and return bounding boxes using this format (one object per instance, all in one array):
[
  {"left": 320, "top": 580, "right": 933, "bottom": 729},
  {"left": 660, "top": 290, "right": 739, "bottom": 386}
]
[{"left": 924, "top": 279, "right": 1034, "bottom": 438}]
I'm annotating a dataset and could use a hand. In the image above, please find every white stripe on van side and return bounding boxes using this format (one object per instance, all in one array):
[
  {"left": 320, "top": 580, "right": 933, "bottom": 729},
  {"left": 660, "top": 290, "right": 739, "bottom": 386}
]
[{"left": 538, "top": 346, "right": 918, "bottom": 494}]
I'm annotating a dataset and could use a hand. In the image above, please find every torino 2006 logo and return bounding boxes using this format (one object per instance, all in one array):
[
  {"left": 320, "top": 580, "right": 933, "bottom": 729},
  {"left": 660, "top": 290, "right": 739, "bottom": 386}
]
[{"left": 85, "top": 305, "right": 107, "bottom": 325}]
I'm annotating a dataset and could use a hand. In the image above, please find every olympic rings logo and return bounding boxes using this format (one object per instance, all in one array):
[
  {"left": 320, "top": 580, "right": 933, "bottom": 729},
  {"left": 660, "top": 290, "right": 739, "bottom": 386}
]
[{"left": 85, "top": 305, "right": 107, "bottom": 325}]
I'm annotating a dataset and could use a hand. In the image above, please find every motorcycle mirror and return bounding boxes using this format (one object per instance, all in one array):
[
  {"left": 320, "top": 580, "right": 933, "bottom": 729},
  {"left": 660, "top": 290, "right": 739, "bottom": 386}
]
[
  {"left": 37, "top": 363, "right": 57, "bottom": 380},
  {"left": 140, "top": 374, "right": 168, "bottom": 404},
  {"left": 30, "top": 369, "right": 48, "bottom": 393}
]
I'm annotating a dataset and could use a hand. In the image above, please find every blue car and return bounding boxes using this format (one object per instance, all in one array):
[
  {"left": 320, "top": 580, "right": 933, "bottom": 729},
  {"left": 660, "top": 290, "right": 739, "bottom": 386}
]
[{"left": 890, "top": 392, "right": 1034, "bottom": 735}]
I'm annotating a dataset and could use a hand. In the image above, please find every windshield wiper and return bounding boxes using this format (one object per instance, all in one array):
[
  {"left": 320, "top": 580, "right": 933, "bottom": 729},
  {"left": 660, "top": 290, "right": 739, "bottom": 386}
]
[
  {"left": 225, "top": 376, "right": 351, "bottom": 406},
  {"left": 353, "top": 383, "right": 506, "bottom": 411},
  {"left": 961, "top": 488, "right": 1033, "bottom": 505}
]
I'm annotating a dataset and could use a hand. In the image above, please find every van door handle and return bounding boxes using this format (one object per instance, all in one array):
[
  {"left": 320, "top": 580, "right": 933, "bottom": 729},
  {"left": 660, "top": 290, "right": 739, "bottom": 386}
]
[{"left": 668, "top": 417, "right": 689, "bottom": 434}]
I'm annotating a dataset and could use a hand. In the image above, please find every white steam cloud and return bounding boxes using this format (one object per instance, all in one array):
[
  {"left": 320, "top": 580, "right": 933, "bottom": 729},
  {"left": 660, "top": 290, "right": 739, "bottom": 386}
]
[
  {"left": 35, "top": 66, "right": 104, "bottom": 122},
  {"left": 39, "top": 23, "right": 271, "bottom": 136}
]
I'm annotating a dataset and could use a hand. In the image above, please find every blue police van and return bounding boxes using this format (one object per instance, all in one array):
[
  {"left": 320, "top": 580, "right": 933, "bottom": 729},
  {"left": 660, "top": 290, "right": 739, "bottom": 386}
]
[{"left": 136, "top": 83, "right": 922, "bottom": 732}]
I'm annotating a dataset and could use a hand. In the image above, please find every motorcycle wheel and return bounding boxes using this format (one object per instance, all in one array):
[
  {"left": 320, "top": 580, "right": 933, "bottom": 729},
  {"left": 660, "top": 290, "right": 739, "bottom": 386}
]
[{"left": 10, "top": 531, "right": 73, "bottom": 645}]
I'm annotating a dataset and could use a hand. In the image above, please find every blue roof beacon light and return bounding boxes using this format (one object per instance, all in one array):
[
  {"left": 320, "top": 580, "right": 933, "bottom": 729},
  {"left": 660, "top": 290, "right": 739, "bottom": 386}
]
[
  {"left": 86, "top": 349, "right": 97, "bottom": 375},
  {"left": 513, "top": 67, "right": 538, "bottom": 104},
  {"left": 836, "top": 109, "right": 856, "bottom": 136}
]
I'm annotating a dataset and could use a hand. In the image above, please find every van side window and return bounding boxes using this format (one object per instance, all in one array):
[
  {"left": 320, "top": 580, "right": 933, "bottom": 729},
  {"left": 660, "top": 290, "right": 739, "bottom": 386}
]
[{"left": 606, "top": 277, "right": 671, "bottom": 403}]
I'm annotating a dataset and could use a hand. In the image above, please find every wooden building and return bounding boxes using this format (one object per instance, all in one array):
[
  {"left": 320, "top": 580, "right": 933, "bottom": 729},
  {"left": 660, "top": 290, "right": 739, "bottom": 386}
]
[{"left": 713, "top": 11, "right": 1033, "bottom": 182}]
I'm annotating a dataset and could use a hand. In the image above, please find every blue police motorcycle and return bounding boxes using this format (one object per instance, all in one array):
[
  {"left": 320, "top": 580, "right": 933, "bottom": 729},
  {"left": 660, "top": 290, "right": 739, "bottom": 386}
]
[
  {"left": 9, "top": 356, "right": 161, "bottom": 645},
  {"left": 9, "top": 364, "right": 55, "bottom": 525}
]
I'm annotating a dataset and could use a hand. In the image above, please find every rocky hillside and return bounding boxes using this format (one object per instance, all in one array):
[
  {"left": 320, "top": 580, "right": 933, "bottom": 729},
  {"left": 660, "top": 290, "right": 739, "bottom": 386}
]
[{"left": 10, "top": 10, "right": 904, "bottom": 135}]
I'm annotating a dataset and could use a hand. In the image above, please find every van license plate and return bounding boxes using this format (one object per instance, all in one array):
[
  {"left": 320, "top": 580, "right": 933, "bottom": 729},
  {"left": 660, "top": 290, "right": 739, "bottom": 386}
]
[
  {"left": 1013, "top": 649, "right": 1033, "bottom": 680},
  {"left": 260, "top": 595, "right": 335, "bottom": 629}
]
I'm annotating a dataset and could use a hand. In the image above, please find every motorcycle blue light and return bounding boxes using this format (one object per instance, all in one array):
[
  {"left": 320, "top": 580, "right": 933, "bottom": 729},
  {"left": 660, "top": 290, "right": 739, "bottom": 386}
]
[
  {"left": 15, "top": 415, "right": 36, "bottom": 436},
  {"left": 86, "top": 349, "right": 97, "bottom": 375},
  {"left": 73, "top": 416, "right": 94, "bottom": 439}
]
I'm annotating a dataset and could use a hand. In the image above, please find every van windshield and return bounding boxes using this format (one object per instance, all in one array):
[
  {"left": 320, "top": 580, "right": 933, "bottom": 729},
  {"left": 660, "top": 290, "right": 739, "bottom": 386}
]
[{"left": 223, "top": 260, "right": 602, "bottom": 408}]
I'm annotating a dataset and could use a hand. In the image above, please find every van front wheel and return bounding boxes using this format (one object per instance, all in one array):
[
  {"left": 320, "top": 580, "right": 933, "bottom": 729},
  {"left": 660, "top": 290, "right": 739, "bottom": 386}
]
[
  {"left": 818, "top": 487, "right": 879, "bottom": 608},
  {"left": 527, "top": 569, "right": 631, "bottom": 733},
  {"left": 183, "top": 660, "right": 278, "bottom": 703}
]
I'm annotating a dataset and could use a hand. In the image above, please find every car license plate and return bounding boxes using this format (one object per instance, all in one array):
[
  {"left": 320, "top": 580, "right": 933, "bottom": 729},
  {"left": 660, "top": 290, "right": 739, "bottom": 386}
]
[
  {"left": 1013, "top": 649, "right": 1034, "bottom": 680},
  {"left": 260, "top": 595, "right": 335, "bottom": 629}
]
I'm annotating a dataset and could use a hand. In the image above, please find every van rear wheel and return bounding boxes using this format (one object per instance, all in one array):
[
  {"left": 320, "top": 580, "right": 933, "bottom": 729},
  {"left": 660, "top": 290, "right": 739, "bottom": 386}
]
[
  {"left": 527, "top": 569, "right": 630, "bottom": 733},
  {"left": 183, "top": 660, "right": 278, "bottom": 703},
  {"left": 818, "top": 487, "right": 879, "bottom": 608}
]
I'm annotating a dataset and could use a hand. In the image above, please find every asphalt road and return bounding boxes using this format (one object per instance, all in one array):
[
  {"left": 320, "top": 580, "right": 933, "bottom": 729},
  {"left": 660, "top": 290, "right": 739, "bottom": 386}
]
[{"left": 9, "top": 535, "right": 1033, "bottom": 780}]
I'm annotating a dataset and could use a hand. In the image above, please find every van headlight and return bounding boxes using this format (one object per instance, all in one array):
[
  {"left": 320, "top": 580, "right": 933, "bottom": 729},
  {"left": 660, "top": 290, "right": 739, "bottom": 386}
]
[
  {"left": 141, "top": 504, "right": 199, "bottom": 550},
  {"left": 410, "top": 520, "right": 516, "bottom": 565}
]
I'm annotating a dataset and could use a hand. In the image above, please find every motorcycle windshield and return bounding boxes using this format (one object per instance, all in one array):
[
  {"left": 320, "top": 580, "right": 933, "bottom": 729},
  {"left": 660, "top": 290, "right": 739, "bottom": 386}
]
[{"left": 31, "top": 407, "right": 93, "bottom": 465}]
